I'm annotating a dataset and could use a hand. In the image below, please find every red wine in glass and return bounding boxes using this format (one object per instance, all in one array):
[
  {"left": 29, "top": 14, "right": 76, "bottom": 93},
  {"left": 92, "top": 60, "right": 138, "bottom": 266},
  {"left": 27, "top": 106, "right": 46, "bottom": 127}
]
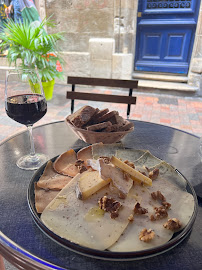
[
  {"left": 5, "top": 70, "right": 49, "bottom": 170},
  {"left": 6, "top": 94, "right": 47, "bottom": 126}
]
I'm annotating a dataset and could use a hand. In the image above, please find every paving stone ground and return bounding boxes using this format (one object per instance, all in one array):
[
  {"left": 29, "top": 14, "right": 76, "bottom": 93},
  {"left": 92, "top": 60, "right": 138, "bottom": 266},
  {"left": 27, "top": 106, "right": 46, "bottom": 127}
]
[{"left": 1, "top": 82, "right": 202, "bottom": 144}]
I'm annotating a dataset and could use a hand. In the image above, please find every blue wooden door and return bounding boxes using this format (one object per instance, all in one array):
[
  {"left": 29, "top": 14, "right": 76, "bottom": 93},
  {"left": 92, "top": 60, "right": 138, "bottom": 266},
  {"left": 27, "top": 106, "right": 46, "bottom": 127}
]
[{"left": 135, "top": 0, "right": 200, "bottom": 74}]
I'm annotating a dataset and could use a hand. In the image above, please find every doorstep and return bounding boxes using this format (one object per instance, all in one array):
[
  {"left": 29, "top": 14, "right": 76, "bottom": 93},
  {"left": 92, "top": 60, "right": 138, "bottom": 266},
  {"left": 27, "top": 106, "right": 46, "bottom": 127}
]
[
  {"left": 133, "top": 72, "right": 188, "bottom": 83},
  {"left": 137, "top": 80, "right": 198, "bottom": 93}
]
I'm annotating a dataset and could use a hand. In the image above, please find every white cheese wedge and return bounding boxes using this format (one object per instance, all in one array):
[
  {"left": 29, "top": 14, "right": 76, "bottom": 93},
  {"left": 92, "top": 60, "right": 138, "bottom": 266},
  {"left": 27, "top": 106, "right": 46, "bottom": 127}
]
[{"left": 76, "top": 170, "right": 111, "bottom": 200}]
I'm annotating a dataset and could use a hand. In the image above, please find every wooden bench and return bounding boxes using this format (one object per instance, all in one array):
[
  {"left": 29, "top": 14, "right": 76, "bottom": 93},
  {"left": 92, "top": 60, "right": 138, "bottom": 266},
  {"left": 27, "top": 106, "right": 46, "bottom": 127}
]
[{"left": 66, "top": 76, "right": 138, "bottom": 117}]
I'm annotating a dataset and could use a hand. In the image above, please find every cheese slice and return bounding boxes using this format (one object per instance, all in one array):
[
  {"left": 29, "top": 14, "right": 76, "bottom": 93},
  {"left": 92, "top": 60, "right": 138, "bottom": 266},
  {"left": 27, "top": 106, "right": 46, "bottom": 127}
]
[
  {"left": 53, "top": 149, "right": 79, "bottom": 177},
  {"left": 111, "top": 156, "right": 152, "bottom": 186},
  {"left": 76, "top": 170, "right": 111, "bottom": 200},
  {"left": 41, "top": 174, "right": 137, "bottom": 250},
  {"left": 134, "top": 151, "right": 162, "bottom": 168},
  {"left": 34, "top": 184, "right": 60, "bottom": 213},
  {"left": 109, "top": 169, "right": 195, "bottom": 252},
  {"left": 115, "top": 149, "right": 146, "bottom": 162},
  {"left": 92, "top": 143, "right": 124, "bottom": 159},
  {"left": 37, "top": 161, "right": 72, "bottom": 190}
]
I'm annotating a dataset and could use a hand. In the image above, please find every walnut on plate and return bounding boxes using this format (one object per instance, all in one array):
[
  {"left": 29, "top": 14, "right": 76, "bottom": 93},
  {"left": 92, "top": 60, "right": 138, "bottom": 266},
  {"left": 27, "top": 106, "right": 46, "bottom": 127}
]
[
  {"left": 98, "top": 195, "right": 122, "bottom": 219},
  {"left": 163, "top": 218, "right": 182, "bottom": 231},
  {"left": 151, "top": 190, "right": 166, "bottom": 202},
  {"left": 134, "top": 202, "right": 148, "bottom": 215},
  {"left": 139, "top": 228, "right": 155, "bottom": 242},
  {"left": 151, "top": 190, "right": 171, "bottom": 210},
  {"left": 75, "top": 159, "right": 87, "bottom": 173},
  {"left": 149, "top": 168, "right": 159, "bottom": 180},
  {"left": 150, "top": 206, "right": 168, "bottom": 221}
]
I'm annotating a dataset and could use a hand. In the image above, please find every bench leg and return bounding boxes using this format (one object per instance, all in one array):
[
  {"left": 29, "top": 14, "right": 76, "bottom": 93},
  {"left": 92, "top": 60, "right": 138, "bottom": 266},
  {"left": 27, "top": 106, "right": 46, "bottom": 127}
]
[
  {"left": 71, "top": 84, "right": 75, "bottom": 114},
  {"left": 127, "top": 88, "right": 133, "bottom": 118}
]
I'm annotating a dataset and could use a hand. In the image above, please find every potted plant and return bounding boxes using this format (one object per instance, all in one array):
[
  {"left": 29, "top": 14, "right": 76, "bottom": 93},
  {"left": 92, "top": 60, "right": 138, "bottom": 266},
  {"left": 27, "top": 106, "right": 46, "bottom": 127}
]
[{"left": 0, "top": 18, "right": 64, "bottom": 100}]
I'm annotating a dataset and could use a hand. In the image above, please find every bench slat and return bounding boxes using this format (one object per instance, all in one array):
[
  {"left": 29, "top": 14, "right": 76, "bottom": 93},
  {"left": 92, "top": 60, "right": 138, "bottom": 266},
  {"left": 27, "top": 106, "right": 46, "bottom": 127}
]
[
  {"left": 67, "top": 76, "right": 138, "bottom": 88},
  {"left": 66, "top": 91, "right": 136, "bottom": 104}
]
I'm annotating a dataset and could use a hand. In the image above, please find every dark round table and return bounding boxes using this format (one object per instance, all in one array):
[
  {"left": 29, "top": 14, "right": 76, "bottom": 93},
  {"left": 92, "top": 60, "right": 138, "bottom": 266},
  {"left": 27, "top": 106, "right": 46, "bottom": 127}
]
[{"left": 0, "top": 120, "right": 202, "bottom": 270}]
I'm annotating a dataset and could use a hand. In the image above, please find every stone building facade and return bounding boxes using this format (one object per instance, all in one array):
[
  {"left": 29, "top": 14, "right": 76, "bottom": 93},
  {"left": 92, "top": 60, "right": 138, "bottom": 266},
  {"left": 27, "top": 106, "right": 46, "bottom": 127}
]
[{"left": 29, "top": 1, "right": 202, "bottom": 93}]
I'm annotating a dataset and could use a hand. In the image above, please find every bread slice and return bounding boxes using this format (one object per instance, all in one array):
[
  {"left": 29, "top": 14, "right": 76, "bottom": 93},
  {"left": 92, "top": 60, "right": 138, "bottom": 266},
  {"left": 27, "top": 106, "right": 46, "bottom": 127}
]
[
  {"left": 68, "top": 106, "right": 97, "bottom": 128},
  {"left": 94, "top": 111, "right": 119, "bottom": 124},
  {"left": 119, "top": 121, "right": 134, "bottom": 131},
  {"left": 93, "top": 108, "right": 109, "bottom": 120},
  {"left": 87, "top": 121, "right": 112, "bottom": 132},
  {"left": 108, "top": 114, "right": 125, "bottom": 125}
]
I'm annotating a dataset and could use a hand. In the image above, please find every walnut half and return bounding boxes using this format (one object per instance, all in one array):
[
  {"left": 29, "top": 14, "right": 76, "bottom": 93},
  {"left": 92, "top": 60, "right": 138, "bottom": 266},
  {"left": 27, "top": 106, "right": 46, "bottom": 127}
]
[
  {"left": 98, "top": 196, "right": 122, "bottom": 219},
  {"left": 151, "top": 190, "right": 166, "bottom": 202},
  {"left": 75, "top": 159, "right": 87, "bottom": 173},
  {"left": 139, "top": 228, "right": 155, "bottom": 242},
  {"left": 151, "top": 190, "right": 171, "bottom": 210},
  {"left": 163, "top": 218, "right": 182, "bottom": 231},
  {"left": 150, "top": 206, "right": 168, "bottom": 221},
  {"left": 134, "top": 202, "right": 148, "bottom": 215}
]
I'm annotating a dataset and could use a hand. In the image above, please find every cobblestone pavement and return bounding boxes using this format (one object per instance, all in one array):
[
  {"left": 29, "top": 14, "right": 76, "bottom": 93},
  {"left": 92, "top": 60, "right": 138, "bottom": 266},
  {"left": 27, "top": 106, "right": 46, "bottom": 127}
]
[{"left": 1, "top": 82, "right": 202, "bottom": 144}]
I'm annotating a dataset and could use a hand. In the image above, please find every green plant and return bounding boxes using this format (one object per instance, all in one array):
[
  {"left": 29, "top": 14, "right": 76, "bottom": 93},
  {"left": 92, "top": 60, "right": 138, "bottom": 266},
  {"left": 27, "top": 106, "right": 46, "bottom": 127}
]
[{"left": 0, "top": 18, "right": 65, "bottom": 82}]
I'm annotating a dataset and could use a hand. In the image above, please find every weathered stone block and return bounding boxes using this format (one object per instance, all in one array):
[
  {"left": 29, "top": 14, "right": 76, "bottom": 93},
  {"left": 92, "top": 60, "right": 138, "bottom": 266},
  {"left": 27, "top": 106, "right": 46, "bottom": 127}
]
[
  {"left": 63, "top": 52, "right": 90, "bottom": 77},
  {"left": 195, "top": 36, "right": 202, "bottom": 58},
  {"left": 60, "top": 33, "right": 90, "bottom": 52},
  {"left": 90, "top": 59, "right": 112, "bottom": 78},
  {"left": 196, "top": 10, "right": 202, "bottom": 35},
  {"left": 78, "top": 9, "right": 114, "bottom": 34},
  {"left": 121, "top": 0, "right": 135, "bottom": 9},
  {"left": 190, "top": 58, "right": 202, "bottom": 74},
  {"left": 188, "top": 72, "right": 201, "bottom": 88},
  {"left": 112, "top": 53, "right": 133, "bottom": 76},
  {"left": 89, "top": 38, "right": 115, "bottom": 60},
  {"left": 112, "top": 73, "right": 131, "bottom": 80},
  {"left": 72, "top": 0, "right": 113, "bottom": 10}
]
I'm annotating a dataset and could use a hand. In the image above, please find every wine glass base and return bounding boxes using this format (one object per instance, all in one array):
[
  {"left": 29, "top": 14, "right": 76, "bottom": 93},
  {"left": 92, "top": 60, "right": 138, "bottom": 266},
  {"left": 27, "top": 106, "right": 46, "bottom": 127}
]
[{"left": 17, "top": 153, "right": 49, "bottom": 170}]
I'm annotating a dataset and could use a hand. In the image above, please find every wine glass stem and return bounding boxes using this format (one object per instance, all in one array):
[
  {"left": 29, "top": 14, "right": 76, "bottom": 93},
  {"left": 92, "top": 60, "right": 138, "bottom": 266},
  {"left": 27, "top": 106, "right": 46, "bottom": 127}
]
[{"left": 27, "top": 125, "right": 36, "bottom": 157}]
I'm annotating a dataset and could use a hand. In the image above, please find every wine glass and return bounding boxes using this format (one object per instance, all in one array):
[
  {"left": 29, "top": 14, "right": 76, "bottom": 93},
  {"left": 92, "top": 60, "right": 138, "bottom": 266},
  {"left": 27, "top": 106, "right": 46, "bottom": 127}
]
[{"left": 5, "top": 68, "right": 49, "bottom": 170}]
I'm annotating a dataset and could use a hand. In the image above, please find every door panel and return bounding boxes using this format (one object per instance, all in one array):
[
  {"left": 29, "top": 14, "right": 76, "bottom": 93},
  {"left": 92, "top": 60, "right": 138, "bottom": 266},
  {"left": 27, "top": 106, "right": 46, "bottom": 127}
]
[{"left": 135, "top": 0, "right": 200, "bottom": 74}]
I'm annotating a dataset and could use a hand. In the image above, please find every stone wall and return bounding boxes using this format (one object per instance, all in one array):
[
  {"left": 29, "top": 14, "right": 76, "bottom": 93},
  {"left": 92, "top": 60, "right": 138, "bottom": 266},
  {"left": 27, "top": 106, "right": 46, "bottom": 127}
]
[
  {"left": 41, "top": 0, "right": 137, "bottom": 80},
  {"left": 46, "top": 0, "right": 114, "bottom": 52}
]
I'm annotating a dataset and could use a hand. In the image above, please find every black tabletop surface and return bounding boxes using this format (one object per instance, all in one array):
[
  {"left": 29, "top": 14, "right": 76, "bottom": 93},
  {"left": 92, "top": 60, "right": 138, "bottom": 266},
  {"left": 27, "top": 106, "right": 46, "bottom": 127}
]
[{"left": 0, "top": 120, "right": 202, "bottom": 270}]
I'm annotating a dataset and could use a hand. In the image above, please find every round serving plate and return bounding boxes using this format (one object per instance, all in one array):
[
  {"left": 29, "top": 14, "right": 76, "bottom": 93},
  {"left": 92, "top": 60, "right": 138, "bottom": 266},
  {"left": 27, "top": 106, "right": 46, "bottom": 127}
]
[{"left": 27, "top": 149, "right": 198, "bottom": 261}]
